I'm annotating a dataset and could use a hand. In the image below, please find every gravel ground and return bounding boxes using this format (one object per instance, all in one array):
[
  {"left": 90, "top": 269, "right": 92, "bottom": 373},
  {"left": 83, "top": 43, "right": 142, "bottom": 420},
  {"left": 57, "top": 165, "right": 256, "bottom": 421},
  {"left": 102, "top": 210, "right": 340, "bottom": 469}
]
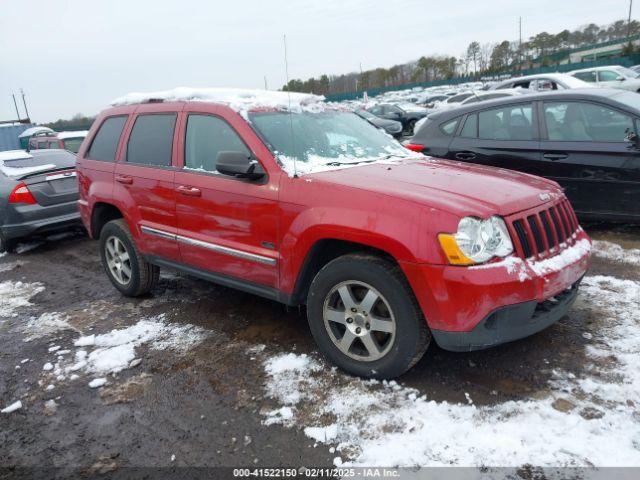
[{"left": 0, "top": 224, "right": 638, "bottom": 477}]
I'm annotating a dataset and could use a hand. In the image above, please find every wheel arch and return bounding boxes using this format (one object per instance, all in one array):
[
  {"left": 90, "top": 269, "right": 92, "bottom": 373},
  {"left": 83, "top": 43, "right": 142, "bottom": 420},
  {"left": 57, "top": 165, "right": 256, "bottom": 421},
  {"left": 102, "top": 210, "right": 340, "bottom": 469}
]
[
  {"left": 90, "top": 202, "right": 124, "bottom": 239},
  {"left": 290, "top": 238, "right": 404, "bottom": 306}
]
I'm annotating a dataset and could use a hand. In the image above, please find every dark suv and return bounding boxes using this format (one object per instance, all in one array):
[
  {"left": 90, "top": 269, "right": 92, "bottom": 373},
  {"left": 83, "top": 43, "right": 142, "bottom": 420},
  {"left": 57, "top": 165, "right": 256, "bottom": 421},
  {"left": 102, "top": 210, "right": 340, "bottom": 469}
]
[{"left": 77, "top": 88, "right": 590, "bottom": 379}]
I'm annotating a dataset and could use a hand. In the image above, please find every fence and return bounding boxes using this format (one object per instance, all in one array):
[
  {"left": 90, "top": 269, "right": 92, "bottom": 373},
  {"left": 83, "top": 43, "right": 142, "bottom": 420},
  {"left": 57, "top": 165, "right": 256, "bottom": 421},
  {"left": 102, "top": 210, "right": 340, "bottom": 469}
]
[{"left": 324, "top": 54, "right": 640, "bottom": 102}]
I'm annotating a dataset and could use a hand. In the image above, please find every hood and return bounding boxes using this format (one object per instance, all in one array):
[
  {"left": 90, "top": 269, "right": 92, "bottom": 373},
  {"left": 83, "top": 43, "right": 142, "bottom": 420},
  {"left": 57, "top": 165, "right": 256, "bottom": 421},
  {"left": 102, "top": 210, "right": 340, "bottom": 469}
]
[{"left": 309, "top": 157, "right": 562, "bottom": 218}]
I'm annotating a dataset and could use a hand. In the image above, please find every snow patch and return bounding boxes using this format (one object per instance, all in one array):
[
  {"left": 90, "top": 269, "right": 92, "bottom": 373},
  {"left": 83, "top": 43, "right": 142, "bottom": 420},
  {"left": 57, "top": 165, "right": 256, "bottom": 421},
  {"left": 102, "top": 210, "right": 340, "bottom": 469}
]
[
  {"left": 1, "top": 400, "right": 22, "bottom": 413},
  {"left": 0, "top": 281, "right": 44, "bottom": 318},
  {"left": 527, "top": 239, "right": 591, "bottom": 276},
  {"left": 592, "top": 240, "right": 640, "bottom": 266},
  {"left": 64, "top": 315, "right": 208, "bottom": 376},
  {"left": 23, "top": 312, "right": 76, "bottom": 340},
  {"left": 88, "top": 378, "right": 107, "bottom": 389}
]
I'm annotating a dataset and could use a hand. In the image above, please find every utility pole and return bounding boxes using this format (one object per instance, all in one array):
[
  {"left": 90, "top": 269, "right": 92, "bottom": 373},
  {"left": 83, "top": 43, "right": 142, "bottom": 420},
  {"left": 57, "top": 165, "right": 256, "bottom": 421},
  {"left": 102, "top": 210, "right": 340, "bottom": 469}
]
[
  {"left": 627, "top": 0, "right": 634, "bottom": 40},
  {"left": 264, "top": 75, "right": 268, "bottom": 90},
  {"left": 12, "top": 94, "right": 21, "bottom": 120},
  {"left": 519, "top": 17, "right": 523, "bottom": 71},
  {"left": 20, "top": 89, "right": 30, "bottom": 121}
]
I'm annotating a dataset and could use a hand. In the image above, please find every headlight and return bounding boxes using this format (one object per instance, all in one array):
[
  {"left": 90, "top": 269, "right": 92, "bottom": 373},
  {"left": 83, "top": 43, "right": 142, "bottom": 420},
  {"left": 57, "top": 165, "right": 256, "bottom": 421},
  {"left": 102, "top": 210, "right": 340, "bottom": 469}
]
[{"left": 439, "top": 216, "right": 513, "bottom": 265}]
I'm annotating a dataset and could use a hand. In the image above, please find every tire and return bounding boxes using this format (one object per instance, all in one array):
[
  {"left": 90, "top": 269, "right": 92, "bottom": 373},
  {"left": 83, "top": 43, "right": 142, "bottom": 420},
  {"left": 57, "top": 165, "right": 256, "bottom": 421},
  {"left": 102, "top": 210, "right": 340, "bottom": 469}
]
[
  {"left": 0, "top": 233, "right": 15, "bottom": 254},
  {"left": 307, "top": 253, "right": 430, "bottom": 379},
  {"left": 406, "top": 119, "right": 417, "bottom": 135},
  {"left": 99, "top": 219, "right": 159, "bottom": 297}
]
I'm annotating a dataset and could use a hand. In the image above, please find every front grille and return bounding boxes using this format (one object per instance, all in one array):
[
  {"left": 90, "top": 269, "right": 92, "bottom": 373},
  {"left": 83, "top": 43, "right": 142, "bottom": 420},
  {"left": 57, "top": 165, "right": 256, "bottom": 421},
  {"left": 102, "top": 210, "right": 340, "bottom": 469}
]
[{"left": 509, "top": 198, "right": 580, "bottom": 259}]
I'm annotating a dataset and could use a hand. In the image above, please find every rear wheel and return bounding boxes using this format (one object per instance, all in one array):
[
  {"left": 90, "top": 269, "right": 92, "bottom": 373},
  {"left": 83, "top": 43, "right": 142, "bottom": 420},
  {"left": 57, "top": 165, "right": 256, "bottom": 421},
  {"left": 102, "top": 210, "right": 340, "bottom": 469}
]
[
  {"left": 307, "top": 254, "right": 430, "bottom": 379},
  {"left": 99, "top": 219, "right": 159, "bottom": 296},
  {"left": 0, "top": 234, "right": 15, "bottom": 254}
]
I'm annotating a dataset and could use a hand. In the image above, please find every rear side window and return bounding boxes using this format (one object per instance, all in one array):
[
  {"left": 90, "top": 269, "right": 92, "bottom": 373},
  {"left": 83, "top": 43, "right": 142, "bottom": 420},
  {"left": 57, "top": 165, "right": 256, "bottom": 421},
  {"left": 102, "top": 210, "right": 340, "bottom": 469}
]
[
  {"left": 478, "top": 104, "right": 533, "bottom": 141},
  {"left": 126, "top": 114, "right": 177, "bottom": 166},
  {"left": 573, "top": 71, "right": 596, "bottom": 83},
  {"left": 440, "top": 118, "right": 458, "bottom": 136},
  {"left": 184, "top": 115, "right": 250, "bottom": 173},
  {"left": 87, "top": 116, "right": 127, "bottom": 161},
  {"left": 460, "top": 114, "right": 478, "bottom": 138}
]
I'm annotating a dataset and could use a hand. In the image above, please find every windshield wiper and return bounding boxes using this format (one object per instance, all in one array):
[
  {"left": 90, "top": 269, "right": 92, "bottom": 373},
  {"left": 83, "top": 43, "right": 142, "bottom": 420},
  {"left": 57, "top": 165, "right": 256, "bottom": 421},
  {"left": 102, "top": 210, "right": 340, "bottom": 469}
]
[{"left": 324, "top": 159, "right": 378, "bottom": 166}]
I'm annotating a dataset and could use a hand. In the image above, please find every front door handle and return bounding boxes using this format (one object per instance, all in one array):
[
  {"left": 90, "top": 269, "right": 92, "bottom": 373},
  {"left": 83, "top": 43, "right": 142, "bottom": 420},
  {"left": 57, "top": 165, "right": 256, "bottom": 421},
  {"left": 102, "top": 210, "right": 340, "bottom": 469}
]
[
  {"left": 176, "top": 185, "right": 202, "bottom": 197},
  {"left": 115, "top": 175, "right": 133, "bottom": 185},
  {"left": 543, "top": 152, "right": 568, "bottom": 161},
  {"left": 455, "top": 152, "right": 476, "bottom": 160}
]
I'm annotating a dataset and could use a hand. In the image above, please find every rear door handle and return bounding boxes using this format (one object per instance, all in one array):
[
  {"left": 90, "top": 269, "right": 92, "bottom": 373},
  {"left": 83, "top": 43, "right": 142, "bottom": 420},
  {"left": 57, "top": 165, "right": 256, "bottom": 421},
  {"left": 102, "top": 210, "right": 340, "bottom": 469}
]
[
  {"left": 176, "top": 185, "right": 202, "bottom": 197},
  {"left": 115, "top": 175, "right": 133, "bottom": 185},
  {"left": 455, "top": 152, "right": 476, "bottom": 160},
  {"left": 543, "top": 152, "right": 568, "bottom": 161}
]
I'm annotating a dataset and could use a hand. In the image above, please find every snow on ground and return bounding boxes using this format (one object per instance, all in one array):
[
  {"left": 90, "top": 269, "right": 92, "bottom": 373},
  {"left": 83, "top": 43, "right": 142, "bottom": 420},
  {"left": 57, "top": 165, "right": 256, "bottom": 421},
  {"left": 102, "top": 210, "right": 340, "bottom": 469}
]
[
  {"left": 592, "top": 240, "right": 640, "bottom": 266},
  {"left": 22, "top": 312, "right": 77, "bottom": 341},
  {"left": 260, "top": 271, "right": 640, "bottom": 467},
  {"left": 38, "top": 314, "right": 209, "bottom": 389},
  {"left": 0, "top": 281, "right": 44, "bottom": 318},
  {"left": 1, "top": 400, "right": 23, "bottom": 414}
]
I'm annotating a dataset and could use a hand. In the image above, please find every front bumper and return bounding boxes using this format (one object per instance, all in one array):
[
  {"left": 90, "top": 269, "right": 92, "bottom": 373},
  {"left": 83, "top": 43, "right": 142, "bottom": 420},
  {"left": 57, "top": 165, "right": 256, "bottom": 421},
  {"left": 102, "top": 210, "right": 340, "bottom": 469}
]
[
  {"left": 401, "top": 230, "right": 591, "bottom": 351},
  {"left": 431, "top": 278, "right": 581, "bottom": 351}
]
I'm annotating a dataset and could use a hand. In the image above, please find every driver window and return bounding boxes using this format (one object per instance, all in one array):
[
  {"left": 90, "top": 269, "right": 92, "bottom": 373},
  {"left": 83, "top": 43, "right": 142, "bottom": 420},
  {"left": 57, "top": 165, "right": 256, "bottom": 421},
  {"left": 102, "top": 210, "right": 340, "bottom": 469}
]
[
  {"left": 543, "top": 102, "right": 634, "bottom": 142},
  {"left": 598, "top": 70, "right": 621, "bottom": 82},
  {"left": 185, "top": 114, "right": 250, "bottom": 173}
]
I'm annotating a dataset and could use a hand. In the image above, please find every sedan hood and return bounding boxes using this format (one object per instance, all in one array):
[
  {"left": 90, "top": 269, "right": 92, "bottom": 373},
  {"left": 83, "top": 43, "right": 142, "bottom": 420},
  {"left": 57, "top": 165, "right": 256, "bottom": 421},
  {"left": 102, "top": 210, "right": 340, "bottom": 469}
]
[{"left": 309, "top": 157, "right": 563, "bottom": 217}]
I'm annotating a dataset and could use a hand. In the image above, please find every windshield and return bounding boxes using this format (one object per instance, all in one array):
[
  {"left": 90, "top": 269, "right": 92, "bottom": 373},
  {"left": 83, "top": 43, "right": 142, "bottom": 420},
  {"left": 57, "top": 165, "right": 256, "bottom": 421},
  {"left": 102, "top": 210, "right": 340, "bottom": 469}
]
[
  {"left": 613, "top": 66, "right": 640, "bottom": 79},
  {"left": 356, "top": 109, "right": 377, "bottom": 120},
  {"left": 249, "top": 111, "right": 413, "bottom": 175}
]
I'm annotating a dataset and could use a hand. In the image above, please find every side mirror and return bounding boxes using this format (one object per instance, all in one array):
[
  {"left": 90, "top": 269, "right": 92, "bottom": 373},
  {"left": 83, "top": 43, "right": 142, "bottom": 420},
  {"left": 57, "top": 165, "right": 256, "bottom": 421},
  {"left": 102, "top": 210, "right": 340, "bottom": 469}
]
[
  {"left": 624, "top": 129, "right": 640, "bottom": 149},
  {"left": 216, "top": 151, "right": 265, "bottom": 180},
  {"left": 617, "top": 77, "right": 626, "bottom": 82}
]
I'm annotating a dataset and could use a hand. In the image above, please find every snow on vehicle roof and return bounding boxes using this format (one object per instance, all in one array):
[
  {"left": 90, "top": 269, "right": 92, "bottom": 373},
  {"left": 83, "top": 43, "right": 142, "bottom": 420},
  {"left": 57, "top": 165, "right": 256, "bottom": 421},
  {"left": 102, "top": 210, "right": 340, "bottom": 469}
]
[
  {"left": 18, "top": 126, "right": 54, "bottom": 138},
  {"left": 110, "top": 87, "right": 326, "bottom": 117},
  {"left": 57, "top": 130, "right": 89, "bottom": 140}
]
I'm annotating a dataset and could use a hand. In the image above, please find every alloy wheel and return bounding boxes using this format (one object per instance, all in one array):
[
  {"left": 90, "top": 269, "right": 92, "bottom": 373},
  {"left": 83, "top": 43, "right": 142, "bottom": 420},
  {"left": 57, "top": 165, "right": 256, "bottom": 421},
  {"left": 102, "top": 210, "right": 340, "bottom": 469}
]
[
  {"left": 105, "top": 236, "right": 132, "bottom": 285},
  {"left": 322, "top": 280, "right": 396, "bottom": 362}
]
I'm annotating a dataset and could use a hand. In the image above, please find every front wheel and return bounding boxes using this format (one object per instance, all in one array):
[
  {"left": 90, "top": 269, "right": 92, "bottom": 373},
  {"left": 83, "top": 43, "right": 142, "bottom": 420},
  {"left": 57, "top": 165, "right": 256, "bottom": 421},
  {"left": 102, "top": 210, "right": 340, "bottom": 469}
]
[
  {"left": 307, "top": 254, "right": 430, "bottom": 379},
  {"left": 99, "top": 219, "right": 159, "bottom": 297}
]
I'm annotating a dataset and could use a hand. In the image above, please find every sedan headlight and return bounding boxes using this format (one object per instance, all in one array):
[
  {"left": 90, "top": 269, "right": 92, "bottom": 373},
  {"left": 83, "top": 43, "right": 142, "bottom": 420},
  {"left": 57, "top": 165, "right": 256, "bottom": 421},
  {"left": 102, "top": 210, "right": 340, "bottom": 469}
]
[{"left": 438, "top": 216, "right": 513, "bottom": 265}]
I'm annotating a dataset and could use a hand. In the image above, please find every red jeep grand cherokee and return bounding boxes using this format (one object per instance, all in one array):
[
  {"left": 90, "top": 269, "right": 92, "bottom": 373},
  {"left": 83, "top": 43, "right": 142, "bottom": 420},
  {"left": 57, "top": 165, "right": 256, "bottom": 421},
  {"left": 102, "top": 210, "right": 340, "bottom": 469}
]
[{"left": 76, "top": 88, "right": 591, "bottom": 379}]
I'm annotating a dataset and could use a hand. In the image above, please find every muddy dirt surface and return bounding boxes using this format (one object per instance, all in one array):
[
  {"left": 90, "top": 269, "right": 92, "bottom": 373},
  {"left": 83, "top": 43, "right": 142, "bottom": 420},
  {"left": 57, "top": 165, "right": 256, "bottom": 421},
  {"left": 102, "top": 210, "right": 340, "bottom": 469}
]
[{"left": 0, "top": 224, "right": 638, "bottom": 476}]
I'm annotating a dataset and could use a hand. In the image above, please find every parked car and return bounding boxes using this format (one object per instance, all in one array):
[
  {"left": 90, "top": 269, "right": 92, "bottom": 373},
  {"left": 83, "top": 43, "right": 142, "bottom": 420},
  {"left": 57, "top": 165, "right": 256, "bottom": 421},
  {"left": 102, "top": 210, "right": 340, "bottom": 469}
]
[
  {"left": 412, "top": 90, "right": 528, "bottom": 135},
  {"left": 28, "top": 130, "right": 89, "bottom": 153},
  {"left": 631, "top": 64, "right": 640, "bottom": 74},
  {"left": 366, "top": 103, "right": 427, "bottom": 134},
  {"left": 490, "top": 73, "right": 593, "bottom": 91},
  {"left": 77, "top": 88, "right": 590, "bottom": 379},
  {"left": 406, "top": 88, "right": 640, "bottom": 222},
  {"left": 27, "top": 132, "right": 63, "bottom": 151},
  {"left": 419, "top": 94, "right": 450, "bottom": 108},
  {"left": 569, "top": 66, "right": 640, "bottom": 92},
  {"left": 355, "top": 109, "right": 403, "bottom": 137},
  {"left": 0, "top": 149, "right": 80, "bottom": 252}
]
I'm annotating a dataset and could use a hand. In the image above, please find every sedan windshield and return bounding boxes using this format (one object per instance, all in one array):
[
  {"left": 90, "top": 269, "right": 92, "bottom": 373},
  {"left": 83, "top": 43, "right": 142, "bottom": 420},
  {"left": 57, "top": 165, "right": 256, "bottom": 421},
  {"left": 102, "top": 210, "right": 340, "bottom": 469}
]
[{"left": 249, "top": 111, "right": 413, "bottom": 175}]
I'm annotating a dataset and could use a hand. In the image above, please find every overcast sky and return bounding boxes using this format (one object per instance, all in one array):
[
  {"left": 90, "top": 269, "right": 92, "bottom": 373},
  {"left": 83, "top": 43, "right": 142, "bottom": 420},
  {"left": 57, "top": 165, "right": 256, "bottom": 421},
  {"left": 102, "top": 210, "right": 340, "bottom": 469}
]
[{"left": 0, "top": 0, "right": 633, "bottom": 122}]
